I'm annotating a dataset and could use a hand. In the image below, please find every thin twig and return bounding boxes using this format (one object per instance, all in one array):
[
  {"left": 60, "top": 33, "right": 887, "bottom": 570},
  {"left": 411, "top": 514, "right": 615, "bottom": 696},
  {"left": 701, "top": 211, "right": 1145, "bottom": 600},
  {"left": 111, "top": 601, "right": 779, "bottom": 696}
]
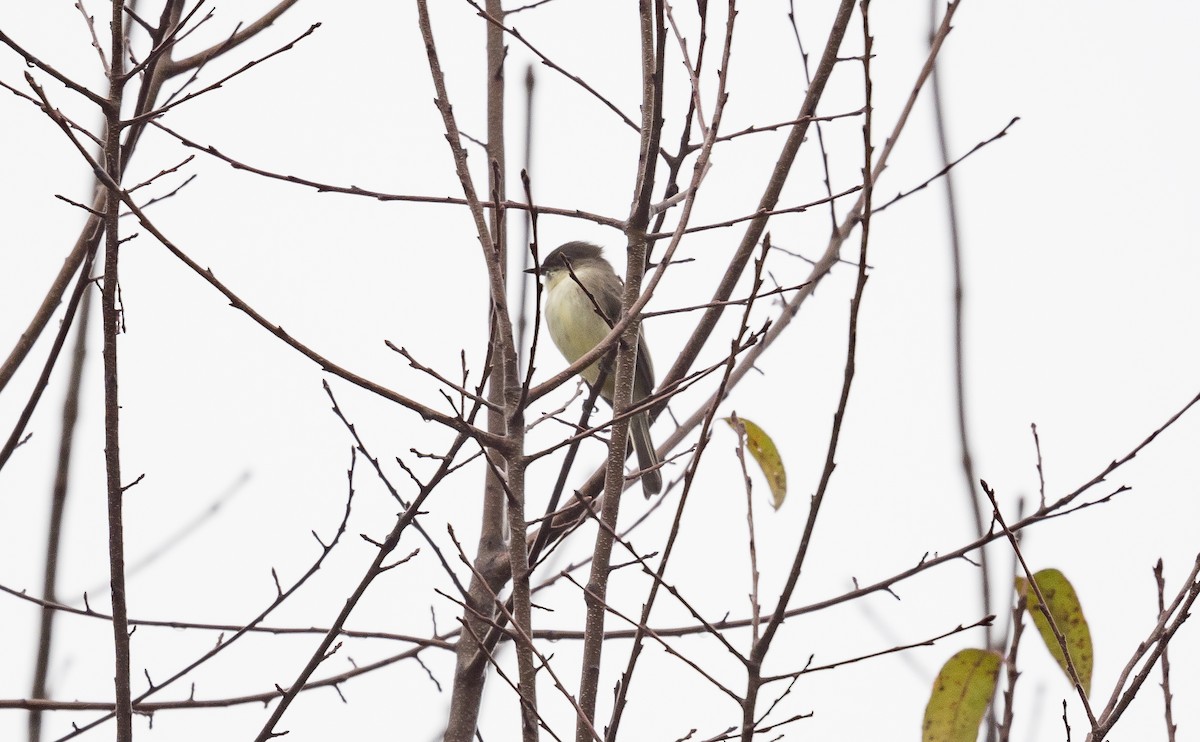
[
  {"left": 0, "top": 581, "right": 454, "bottom": 649},
  {"left": 54, "top": 448, "right": 362, "bottom": 740},
  {"left": 1154, "top": 560, "right": 1178, "bottom": 742},
  {"left": 646, "top": 186, "right": 861, "bottom": 240},
  {"left": 149, "top": 119, "right": 627, "bottom": 229},
  {"left": 764, "top": 615, "right": 993, "bottom": 682},
  {"left": 998, "top": 594, "right": 1027, "bottom": 742},
  {"left": 871, "top": 116, "right": 1019, "bottom": 215},
  {"left": 981, "top": 481, "right": 1097, "bottom": 727},
  {"left": 730, "top": 412, "right": 762, "bottom": 643},
  {"left": 1088, "top": 554, "right": 1200, "bottom": 741},
  {"left": 74, "top": 0, "right": 111, "bottom": 73},
  {"left": 252, "top": 430, "right": 474, "bottom": 741},
  {"left": 786, "top": 0, "right": 839, "bottom": 235},
  {"left": 1032, "top": 423, "right": 1047, "bottom": 509},
  {"left": 465, "top": 0, "right": 642, "bottom": 136},
  {"left": 0, "top": 28, "right": 110, "bottom": 107},
  {"left": 123, "top": 23, "right": 322, "bottom": 125}
]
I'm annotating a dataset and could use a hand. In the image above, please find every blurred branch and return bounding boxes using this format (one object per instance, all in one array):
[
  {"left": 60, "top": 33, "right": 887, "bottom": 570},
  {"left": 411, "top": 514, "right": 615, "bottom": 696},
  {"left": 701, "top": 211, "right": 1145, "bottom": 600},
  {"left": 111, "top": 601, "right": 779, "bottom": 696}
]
[
  {"left": 0, "top": 223, "right": 97, "bottom": 471},
  {"left": 515, "top": 65, "right": 537, "bottom": 370},
  {"left": 76, "top": 472, "right": 250, "bottom": 598},
  {"left": 27, "top": 284, "right": 93, "bottom": 742},
  {"left": 0, "top": 210, "right": 100, "bottom": 398},
  {"left": 927, "top": 0, "right": 992, "bottom": 661}
]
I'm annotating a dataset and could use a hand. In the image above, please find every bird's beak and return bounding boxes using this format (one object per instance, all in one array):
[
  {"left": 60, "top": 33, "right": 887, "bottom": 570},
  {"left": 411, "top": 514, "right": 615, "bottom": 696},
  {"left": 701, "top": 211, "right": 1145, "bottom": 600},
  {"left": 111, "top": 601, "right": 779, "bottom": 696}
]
[{"left": 524, "top": 266, "right": 540, "bottom": 276}]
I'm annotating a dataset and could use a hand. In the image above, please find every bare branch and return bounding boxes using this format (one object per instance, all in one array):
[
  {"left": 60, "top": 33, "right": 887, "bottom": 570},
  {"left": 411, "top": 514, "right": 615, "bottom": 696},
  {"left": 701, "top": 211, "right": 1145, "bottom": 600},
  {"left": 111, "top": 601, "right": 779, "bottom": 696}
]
[
  {"left": 99, "top": 5, "right": 133, "bottom": 735},
  {"left": 165, "top": 0, "right": 304, "bottom": 73}
]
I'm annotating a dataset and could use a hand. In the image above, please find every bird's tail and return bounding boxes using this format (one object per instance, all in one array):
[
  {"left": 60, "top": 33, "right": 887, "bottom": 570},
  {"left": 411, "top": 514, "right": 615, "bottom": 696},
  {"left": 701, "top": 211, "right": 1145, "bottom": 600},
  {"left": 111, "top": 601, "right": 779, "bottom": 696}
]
[{"left": 630, "top": 413, "right": 661, "bottom": 497}]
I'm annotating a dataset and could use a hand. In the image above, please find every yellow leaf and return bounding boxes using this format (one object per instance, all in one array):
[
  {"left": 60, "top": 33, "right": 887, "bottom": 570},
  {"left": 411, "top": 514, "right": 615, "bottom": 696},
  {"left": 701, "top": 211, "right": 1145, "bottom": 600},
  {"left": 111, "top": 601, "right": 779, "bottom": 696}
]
[
  {"left": 725, "top": 416, "right": 787, "bottom": 509},
  {"left": 1015, "top": 569, "right": 1093, "bottom": 696},
  {"left": 922, "top": 649, "right": 1002, "bottom": 742}
]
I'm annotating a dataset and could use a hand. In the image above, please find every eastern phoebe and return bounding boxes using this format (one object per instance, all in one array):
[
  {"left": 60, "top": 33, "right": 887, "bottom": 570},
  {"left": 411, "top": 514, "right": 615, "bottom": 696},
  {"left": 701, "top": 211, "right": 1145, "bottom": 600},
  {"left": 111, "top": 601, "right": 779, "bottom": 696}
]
[{"left": 528, "top": 241, "right": 662, "bottom": 496}]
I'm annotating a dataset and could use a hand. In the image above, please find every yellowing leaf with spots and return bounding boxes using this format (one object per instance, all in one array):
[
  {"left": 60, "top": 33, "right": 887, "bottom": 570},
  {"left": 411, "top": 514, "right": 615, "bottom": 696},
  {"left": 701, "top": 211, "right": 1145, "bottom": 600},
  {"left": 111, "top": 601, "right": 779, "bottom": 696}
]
[
  {"left": 922, "top": 649, "right": 1002, "bottom": 742},
  {"left": 1016, "top": 569, "right": 1093, "bottom": 696},
  {"left": 725, "top": 416, "right": 787, "bottom": 509}
]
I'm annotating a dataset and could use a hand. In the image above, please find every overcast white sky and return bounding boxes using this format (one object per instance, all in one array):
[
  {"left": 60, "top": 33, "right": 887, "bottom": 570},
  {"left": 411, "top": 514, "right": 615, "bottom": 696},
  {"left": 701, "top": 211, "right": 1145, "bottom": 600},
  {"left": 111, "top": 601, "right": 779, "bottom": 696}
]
[{"left": 2, "top": 1, "right": 1198, "bottom": 740}]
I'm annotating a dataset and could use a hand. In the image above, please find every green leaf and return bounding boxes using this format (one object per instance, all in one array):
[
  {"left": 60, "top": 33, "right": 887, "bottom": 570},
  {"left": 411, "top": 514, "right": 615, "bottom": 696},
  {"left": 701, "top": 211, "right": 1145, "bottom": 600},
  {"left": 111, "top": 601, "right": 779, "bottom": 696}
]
[
  {"left": 922, "top": 649, "right": 1002, "bottom": 742},
  {"left": 1015, "top": 569, "right": 1093, "bottom": 696},
  {"left": 724, "top": 416, "right": 787, "bottom": 509}
]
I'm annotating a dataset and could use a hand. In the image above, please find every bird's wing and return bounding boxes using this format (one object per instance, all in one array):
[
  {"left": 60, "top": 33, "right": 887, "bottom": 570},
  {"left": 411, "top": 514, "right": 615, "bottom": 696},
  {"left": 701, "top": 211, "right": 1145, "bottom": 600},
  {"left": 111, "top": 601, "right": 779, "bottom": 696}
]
[{"left": 591, "top": 271, "right": 656, "bottom": 402}]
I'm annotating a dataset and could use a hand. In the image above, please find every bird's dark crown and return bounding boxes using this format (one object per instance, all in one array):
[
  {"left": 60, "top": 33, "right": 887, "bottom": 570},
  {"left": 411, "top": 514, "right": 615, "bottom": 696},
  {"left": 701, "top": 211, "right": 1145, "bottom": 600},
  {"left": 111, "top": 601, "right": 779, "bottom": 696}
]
[{"left": 539, "top": 241, "right": 607, "bottom": 271}]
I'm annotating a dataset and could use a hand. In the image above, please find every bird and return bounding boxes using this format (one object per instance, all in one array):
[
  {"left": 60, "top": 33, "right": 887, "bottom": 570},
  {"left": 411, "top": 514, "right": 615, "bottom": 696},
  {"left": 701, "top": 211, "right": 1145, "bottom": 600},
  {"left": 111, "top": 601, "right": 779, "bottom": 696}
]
[{"left": 528, "top": 241, "right": 662, "bottom": 496}]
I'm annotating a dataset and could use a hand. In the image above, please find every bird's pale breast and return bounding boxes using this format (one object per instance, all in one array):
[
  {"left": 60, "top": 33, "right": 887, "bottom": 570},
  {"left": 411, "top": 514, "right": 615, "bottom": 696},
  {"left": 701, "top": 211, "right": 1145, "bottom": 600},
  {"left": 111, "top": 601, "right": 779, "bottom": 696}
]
[{"left": 544, "top": 267, "right": 614, "bottom": 390}]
